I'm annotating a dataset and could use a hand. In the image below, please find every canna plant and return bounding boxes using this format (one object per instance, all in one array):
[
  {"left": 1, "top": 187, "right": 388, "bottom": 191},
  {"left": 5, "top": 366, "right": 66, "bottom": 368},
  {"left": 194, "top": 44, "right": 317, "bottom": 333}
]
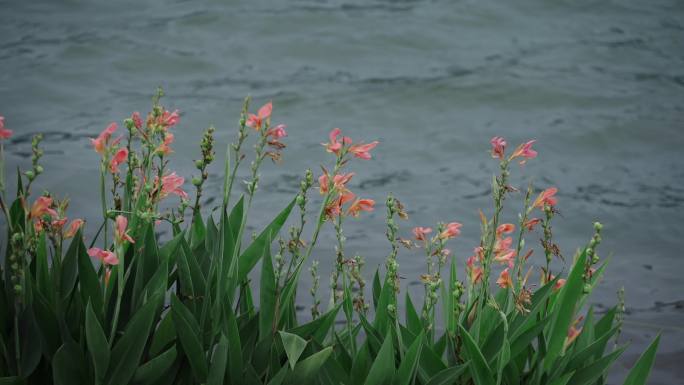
[{"left": 0, "top": 93, "right": 660, "bottom": 385}]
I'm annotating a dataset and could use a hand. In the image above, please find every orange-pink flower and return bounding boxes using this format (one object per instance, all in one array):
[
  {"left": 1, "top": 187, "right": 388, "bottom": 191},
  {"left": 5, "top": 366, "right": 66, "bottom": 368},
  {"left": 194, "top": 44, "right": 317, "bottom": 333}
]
[
  {"left": 88, "top": 247, "right": 119, "bottom": 265},
  {"left": 29, "top": 196, "right": 58, "bottom": 219},
  {"left": 114, "top": 215, "right": 134, "bottom": 244},
  {"left": 64, "top": 219, "right": 84, "bottom": 238},
  {"left": 496, "top": 223, "right": 515, "bottom": 236},
  {"left": 510, "top": 140, "right": 537, "bottom": 164},
  {"left": 348, "top": 141, "right": 379, "bottom": 160},
  {"left": 524, "top": 217, "right": 542, "bottom": 231},
  {"left": 246, "top": 102, "right": 272, "bottom": 131},
  {"left": 490, "top": 136, "right": 506, "bottom": 159},
  {"left": 318, "top": 170, "right": 354, "bottom": 195},
  {"left": 131, "top": 112, "right": 143, "bottom": 130},
  {"left": 160, "top": 172, "right": 188, "bottom": 200},
  {"left": 347, "top": 198, "right": 375, "bottom": 217},
  {"left": 109, "top": 147, "right": 129, "bottom": 173},
  {"left": 90, "top": 122, "right": 118, "bottom": 154},
  {"left": 0, "top": 116, "right": 13, "bottom": 139},
  {"left": 554, "top": 278, "right": 567, "bottom": 292},
  {"left": 156, "top": 133, "right": 174, "bottom": 155},
  {"left": 466, "top": 256, "right": 483, "bottom": 284},
  {"left": 439, "top": 222, "right": 462, "bottom": 240},
  {"left": 322, "top": 128, "right": 351, "bottom": 155},
  {"left": 532, "top": 187, "right": 558, "bottom": 209},
  {"left": 493, "top": 236, "right": 516, "bottom": 266},
  {"left": 496, "top": 268, "right": 513, "bottom": 288},
  {"left": 266, "top": 124, "right": 287, "bottom": 139},
  {"left": 565, "top": 316, "right": 584, "bottom": 347},
  {"left": 158, "top": 109, "right": 180, "bottom": 129},
  {"left": 325, "top": 191, "right": 355, "bottom": 218},
  {"left": 412, "top": 227, "right": 433, "bottom": 241}
]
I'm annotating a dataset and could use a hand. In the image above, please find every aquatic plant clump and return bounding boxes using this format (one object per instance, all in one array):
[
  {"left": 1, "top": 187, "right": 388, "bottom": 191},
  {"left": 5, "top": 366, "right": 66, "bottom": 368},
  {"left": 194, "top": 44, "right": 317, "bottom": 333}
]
[{"left": 0, "top": 94, "right": 660, "bottom": 384}]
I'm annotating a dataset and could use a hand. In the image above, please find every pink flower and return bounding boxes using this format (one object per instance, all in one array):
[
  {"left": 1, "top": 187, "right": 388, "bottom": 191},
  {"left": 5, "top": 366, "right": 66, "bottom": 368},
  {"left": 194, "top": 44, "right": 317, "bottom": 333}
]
[
  {"left": 51, "top": 217, "right": 68, "bottom": 229},
  {"left": 246, "top": 102, "right": 272, "bottom": 131},
  {"left": 29, "top": 196, "right": 58, "bottom": 219},
  {"left": 496, "top": 223, "right": 515, "bottom": 236},
  {"left": 532, "top": 187, "right": 558, "bottom": 209},
  {"left": 267, "top": 124, "right": 287, "bottom": 139},
  {"left": 325, "top": 191, "right": 355, "bottom": 219},
  {"left": 565, "top": 316, "right": 584, "bottom": 348},
  {"left": 348, "top": 141, "right": 379, "bottom": 160},
  {"left": 114, "top": 215, "right": 134, "bottom": 244},
  {"left": 109, "top": 147, "right": 129, "bottom": 173},
  {"left": 90, "top": 122, "right": 118, "bottom": 154},
  {"left": 490, "top": 136, "right": 506, "bottom": 159},
  {"left": 88, "top": 247, "right": 119, "bottom": 265},
  {"left": 496, "top": 268, "right": 513, "bottom": 288},
  {"left": 156, "top": 133, "right": 174, "bottom": 155},
  {"left": 439, "top": 222, "right": 462, "bottom": 240},
  {"left": 347, "top": 198, "right": 375, "bottom": 217},
  {"left": 510, "top": 140, "right": 537, "bottom": 164},
  {"left": 554, "top": 278, "right": 566, "bottom": 292},
  {"left": 412, "top": 227, "right": 433, "bottom": 241},
  {"left": 493, "top": 236, "right": 516, "bottom": 266},
  {"left": 0, "top": 116, "right": 13, "bottom": 139},
  {"left": 524, "top": 218, "right": 542, "bottom": 231},
  {"left": 132, "top": 112, "right": 143, "bottom": 130},
  {"left": 160, "top": 172, "right": 188, "bottom": 200},
  {"left": 466, "top": 257, "right": 484, "bottom": 284},
  {"left": 64, "top": 219, "right": 84, "bottom": 238},
  {"left": 318, "top": 171, "right": 354, "bottom": 195},
  {"left": 159, "top": 109, "right": 180, "bottom": 128}
]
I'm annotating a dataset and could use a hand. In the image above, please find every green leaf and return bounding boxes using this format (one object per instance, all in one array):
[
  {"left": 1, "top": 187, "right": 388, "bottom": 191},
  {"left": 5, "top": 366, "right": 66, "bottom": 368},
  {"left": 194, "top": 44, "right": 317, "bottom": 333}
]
[
  {"left": 149, "top": 313, "right": 176, "bottom": 357},
  {"left": 567, "top": 346, "right": 626, "bottom": 385},
  {"left": 238, "top": 198, "right": 296, "bottom": 281},
  {"left": 372, "top": 268, "right": 381, "bottom": 309},
  {"left": 106, "top": 293, "right": 161, "bottom": 385},
  {"left": 170, "top": 294, "right": 208, "bottom": 382},
  {"left": 363, "top": 331, "right": 395, "bottom": 385},
  {"left": 207, "top": 334, "right": 229, "bottom": 385},
  {"left": 286, "top": 347, "right": 333, "bottom": 385},
  {"left": 544, "top": 251, "right": 586, "bottom": 370},
  {"left": 288, "top": 304, "right": 341, "bottom": 344},
  {"left": 279, "top": 331, "right": 308, "bottom": 370},
  {"left": 424, "top": 364, "right": 469, "bottom": 385},
  {"left": 459, "top": 324, "right": 495, "bottom": 385},
  {"left": 259, "top": 240, "right": 276, "bottom": 339},
  {"left": 79, "top": 234, "right": 103, "bottom": 317},
  {"left": 0, "top": 377, "right": 24, "bottom": 385},
  {"left": 52, "top": 343, "right": 86, "bottom": 385},
  {"left": 623, "top": 334, "right": 660, "bottom": 385},
  {"left": 60, "top": 236, "right": 81, "bottom": 300},
  {"left": 85, "top": 302, "right": 110, "bottom": 381},
  {"left": 132, "top": 346, "right": 177, "bottom": 384},
  {"left": 405, "top": 293, "right": 422, "bottom": 337},
  {"left": 396, "top": 331, "right": 423, "bottom": 385},
  {"left": 224, "top": 303, "right": 243, "bottom": 385},
  {"left": 18, "top": 308, "right": 41, "bottom": 376}
]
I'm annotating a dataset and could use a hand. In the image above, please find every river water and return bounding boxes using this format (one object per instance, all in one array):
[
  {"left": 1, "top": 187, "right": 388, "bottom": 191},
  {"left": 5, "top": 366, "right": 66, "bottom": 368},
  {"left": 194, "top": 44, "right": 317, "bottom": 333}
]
[{"left": 1, "top": 0, "right": 683, "bottom": 383}]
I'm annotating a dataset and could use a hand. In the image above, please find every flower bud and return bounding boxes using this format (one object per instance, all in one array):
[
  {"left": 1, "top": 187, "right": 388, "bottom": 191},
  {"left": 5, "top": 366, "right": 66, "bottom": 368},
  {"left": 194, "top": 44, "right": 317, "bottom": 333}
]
[
  {"left": 35, "top": 165, "right": 44, "bottom": 174},
  {"left": 192, "top": 177, "right": 202, "bottom": 186},
  {"left": 296, "top": 194, "right": 305, "bottom": 206},
  {"left": 593, "top": 222, "right": 603, "bottom": 232},
  {"left": 25, "top": 170, "right": 35, "bottom": 180},
  {"left": 195, "top": 160, "right": 204, "bottom": 169}
]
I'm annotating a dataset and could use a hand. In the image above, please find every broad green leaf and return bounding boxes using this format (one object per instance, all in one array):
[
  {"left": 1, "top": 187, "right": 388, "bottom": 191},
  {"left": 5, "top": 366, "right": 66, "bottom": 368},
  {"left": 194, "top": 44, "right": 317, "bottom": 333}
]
[
  {"left": 289, "top": 304, "right": 341, "bottom": 344},
  {"left": 106, "top": 293, "right": 161, "bottom": 385},
  {"left": 286, "top": 347, "right": 333, "bottom": 385},
  {"left": 259, "top": 240, "right": 276, "bottom": 339},
  {"left": 424, "top": 364, "right": 469, "bottom": 385},
  {"left": 405, "top": 293, "right": 422, "bottom": 337},
  {"left": 132, "top": 346, "right": 177, "bottom": 384},
  {"left": 459, "top": 324, "right": 495, "bottom": 385},
  {"left": 52, "top": 343, "right": 86, "bottom": 385},
  {"left": 207, "top": 334, "right": 229, "bottom": 385},
  {"left": 396, "top": 331, "right": 423, "bottom": 385},
  {"left": 279, "top": 331, "right": 308, "bottom": 370},
  {"left": 567, "top": 346, "right": 626, "bottom": 385},
  {"left": 149, "top": 313, "right": 176, "bottom": 356},
  {"left": 623, "top": 334, "right": 660, "bottom": 385},
  {"left": 78, "top": 233, "right": 103, "bottom": 317},
  {"left": 224, "top": 302, "right": 243, "bottom": 385},
  {"left": 363, "top": 331, "right": 395, "bottom": 385},
  {"left": 372, "top": 268, "right": 381, "bottom": 309},
  {"left": 170, "top": 294, "right": 208, "bottom": 382},
  {"left": 18, "top": 308, "right": 41, "bottom": 376},
  {"left": 60, "top": 235, "right": 81, "bottom": 300},
  {"left": 85, "top": 302, "right": 110, "bottom": 381}
]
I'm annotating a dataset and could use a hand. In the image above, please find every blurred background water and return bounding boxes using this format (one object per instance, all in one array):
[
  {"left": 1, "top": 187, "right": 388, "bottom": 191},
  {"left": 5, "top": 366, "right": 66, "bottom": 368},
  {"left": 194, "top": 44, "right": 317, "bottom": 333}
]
[{"left": 1, "top": 0, "right": 683, "bottom": 383}]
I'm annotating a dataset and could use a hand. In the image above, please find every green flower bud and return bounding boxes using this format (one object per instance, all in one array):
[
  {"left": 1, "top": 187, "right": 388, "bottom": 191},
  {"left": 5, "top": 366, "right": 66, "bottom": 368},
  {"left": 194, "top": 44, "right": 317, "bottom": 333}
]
[
  {"left": 35, "top": 165, "right": 44, "bottom": 174},
  {"left": 25, "top": 170, "right": 35, "bottom": 180},
  {"left": 195, "top": 160, "right": 204, "bottom": 169},
  {"left": 192, "top": 177, "right": 202, "bottom": 186},
  {"left": 593, "top": 222, "right": 603, "bottom": 232}
]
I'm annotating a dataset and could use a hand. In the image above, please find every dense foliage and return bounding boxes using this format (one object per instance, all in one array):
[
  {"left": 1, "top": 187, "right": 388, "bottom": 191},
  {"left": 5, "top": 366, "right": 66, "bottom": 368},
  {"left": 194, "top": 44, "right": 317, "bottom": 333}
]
[{"left": 0, "top": 94, "right": 659, "bottom": 384}]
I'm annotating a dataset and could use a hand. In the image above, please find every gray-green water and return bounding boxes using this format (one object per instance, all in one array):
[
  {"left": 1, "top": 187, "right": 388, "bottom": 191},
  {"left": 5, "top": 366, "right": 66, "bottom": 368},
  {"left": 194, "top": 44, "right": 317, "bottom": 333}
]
[{"left": 1, "top": 0, "right": 683, "bottom": 383}]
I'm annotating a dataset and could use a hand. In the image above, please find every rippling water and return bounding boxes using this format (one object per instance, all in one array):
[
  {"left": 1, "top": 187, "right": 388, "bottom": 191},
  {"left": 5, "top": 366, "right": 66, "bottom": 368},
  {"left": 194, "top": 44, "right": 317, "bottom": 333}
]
[{"left": 1, "top": 0, "right": 683, "bottom": 382}]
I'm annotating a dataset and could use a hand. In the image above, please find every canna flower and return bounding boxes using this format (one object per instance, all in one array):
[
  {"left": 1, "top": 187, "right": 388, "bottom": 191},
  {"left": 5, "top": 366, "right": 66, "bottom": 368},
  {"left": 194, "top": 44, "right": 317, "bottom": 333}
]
[
  {"left": 473, "top": 246, "right": 485, "bottom": 262},
  {"left": 322, "top": 128, "right": 352, "bottom": 155},
  {"left": 29, "top": 196, "right": 58, "bottom": 219},
  {"left": 496, "top": 223, "right": 515, "bottom": 236},
  {"left": 90, "top": 122, "right": 118, "bottom": 154},
  {"left": 0, "top": 116, "right": 12, "bottom": 139},
  {"left": 532, "top": 187, "right": 558, "bottom": 209},
  {"left": 51, "top": 217, "right": 68, "bottom": 229},
  {"left": 439, "top": 222, "right": 462, "bottom": 240},
  {"left": 554, "top": 278, "right": 567, "bottom": 292},
  {"left": 496, "top": 268, "right": 513, "bottom": 288},
  {"left": 156, "top": 133, "right": 174, "bottom": 155},
  {"left": 524, "top": 217, "right": 542, "bottom": 231},
  {"left": 88, "top": 247, "right": 119, "bottom": 265},
  {"left": 109, "top": 147, "right": 128, "bottom": 173},
  {"left": 490, "top": 136, "right": 506, "bottom": 159},
  {"left": 493, "top": 236, "right": 516, "bottom": 266},
  {"left": 160, "top": 172, "right": 188, "bottom": 200},
  {"left": 318, "top": 170, "right": 354, "bottom": 195},
  {"left": 64, "top": 219, "right": 84, "bottom": 238},
  {"left": 159, "top": 109, "right": 180, "bottom": 128},
  {"left": 347, "top": 198, "right": 375, "bottom": 217},
  {"left": 565, "top": 316, "right": 584, "bottom": 348},
  {"left": 246, "top": 102, "right": 272, "bottom": 131},
  {"left": 466, "top": 256, "right": 483, "bottom": 284},
  {"left": 131, "top": 112, "right": 143, "bottom": 130},
  {"left": 325, "top": 191, "right": 355, "bottom": 219},
  {"left": 412, "top": 227, "right": 433, "bottom": 241},
  {"left": 266, "top": 124, "right": 287, "bottom": 139},
  {"left": 348, "top": 141, "right": 379, "bottom": 160},
  {"left": 114, "top": 215, "right": 135, "bottom": 244},
  {"left": 509, "top": 140, "right": 537, "bottom": 164}
]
